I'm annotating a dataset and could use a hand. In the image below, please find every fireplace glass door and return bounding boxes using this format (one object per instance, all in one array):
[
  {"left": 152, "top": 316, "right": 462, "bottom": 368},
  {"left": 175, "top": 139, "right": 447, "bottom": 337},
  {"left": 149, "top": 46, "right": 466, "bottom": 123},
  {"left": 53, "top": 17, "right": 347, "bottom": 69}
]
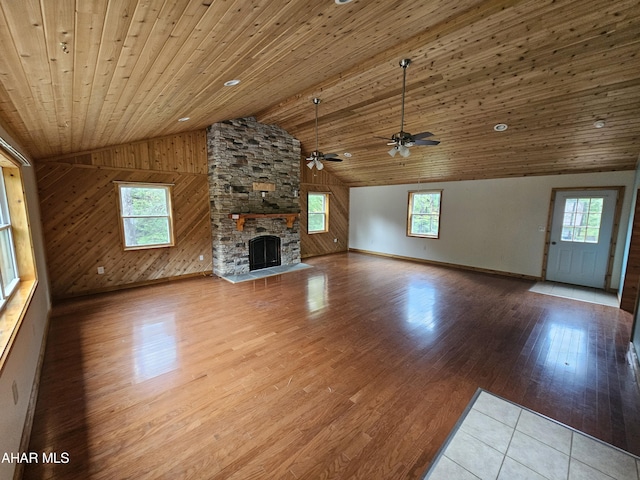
[{"left": 249, "top": 235, "right": 281, "bottom": 271}]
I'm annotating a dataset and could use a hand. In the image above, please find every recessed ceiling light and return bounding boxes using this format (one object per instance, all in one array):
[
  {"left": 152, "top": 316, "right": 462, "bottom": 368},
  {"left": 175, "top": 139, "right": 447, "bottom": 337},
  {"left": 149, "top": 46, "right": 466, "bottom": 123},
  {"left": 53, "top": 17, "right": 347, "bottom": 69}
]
[
  {"left": 494, "top": 123, "right": 508, "bottom": 132},
  {"left": 335, "top": 0, "right": 353, "bottom": 4},
  {"left": 343, "top": 152, "right": 352, "bottom": 157},
  {"left": 177, "top": 117, "right": 190, "bottom": 122},
  {"left": 224, "top": 79, "right": 241, "bottom": 87},
  {"left": 594, "top": 120, "right": 606, "bottom": 128}
]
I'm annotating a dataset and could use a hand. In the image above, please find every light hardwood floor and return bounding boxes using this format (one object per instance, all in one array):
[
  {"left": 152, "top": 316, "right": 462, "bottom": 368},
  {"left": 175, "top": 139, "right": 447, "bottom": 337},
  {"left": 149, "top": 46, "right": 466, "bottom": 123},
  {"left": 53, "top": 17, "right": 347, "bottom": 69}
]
[{"left": 24, "top": 252, "right": 640, "bottom": 479}]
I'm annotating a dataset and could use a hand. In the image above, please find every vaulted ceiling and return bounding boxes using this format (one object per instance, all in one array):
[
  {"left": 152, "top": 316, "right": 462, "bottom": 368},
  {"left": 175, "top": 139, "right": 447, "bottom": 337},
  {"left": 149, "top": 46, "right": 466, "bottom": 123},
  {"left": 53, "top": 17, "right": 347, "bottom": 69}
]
[{"left": 0, "top": 0, "right": 639, "bottom": 186}]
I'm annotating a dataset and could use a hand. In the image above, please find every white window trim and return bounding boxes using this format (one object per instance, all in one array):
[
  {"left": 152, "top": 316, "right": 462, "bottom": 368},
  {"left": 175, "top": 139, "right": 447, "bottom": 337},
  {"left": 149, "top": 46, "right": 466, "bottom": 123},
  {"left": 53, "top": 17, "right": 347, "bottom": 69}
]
[
  {"left": 115, "top": 182, "right": 175, "bottom": 251},
  {"left": 407, "top": 190, "right": 442, "bottom": 239},
  {"left": 308, "top": 192, "right": 330, "bottom": 234}
]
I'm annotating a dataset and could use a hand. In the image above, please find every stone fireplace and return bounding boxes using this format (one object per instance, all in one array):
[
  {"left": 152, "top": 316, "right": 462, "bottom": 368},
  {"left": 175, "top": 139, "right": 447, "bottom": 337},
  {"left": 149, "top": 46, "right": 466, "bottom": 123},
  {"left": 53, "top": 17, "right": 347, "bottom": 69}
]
[{"left": 206, "top": 117, "right": 301, "bottom": 277}]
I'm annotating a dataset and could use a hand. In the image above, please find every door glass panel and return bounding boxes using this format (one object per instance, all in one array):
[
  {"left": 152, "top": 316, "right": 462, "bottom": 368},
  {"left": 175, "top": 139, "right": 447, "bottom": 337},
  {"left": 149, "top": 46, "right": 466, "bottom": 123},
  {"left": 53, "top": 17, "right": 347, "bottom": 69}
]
[{"left": 561, "top": 197, "right": 603, "bottom": 244}]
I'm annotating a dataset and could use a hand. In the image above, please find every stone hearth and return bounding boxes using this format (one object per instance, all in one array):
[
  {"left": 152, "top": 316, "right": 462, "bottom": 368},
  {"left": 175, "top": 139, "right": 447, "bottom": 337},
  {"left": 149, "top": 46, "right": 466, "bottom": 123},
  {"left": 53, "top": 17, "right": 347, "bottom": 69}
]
[{"left": 207, "top": 117, "right": 301, "bottom": 277}]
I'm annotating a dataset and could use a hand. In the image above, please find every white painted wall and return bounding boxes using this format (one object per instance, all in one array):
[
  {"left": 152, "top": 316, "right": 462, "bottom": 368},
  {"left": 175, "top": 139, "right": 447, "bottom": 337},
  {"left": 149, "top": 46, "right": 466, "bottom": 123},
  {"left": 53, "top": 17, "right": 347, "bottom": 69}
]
[
  {"left": 0, "top": 129, "right": 51, "bottom": 480},
  {"left": 349, "top": 171, "right": 635, "bottom": 290}
]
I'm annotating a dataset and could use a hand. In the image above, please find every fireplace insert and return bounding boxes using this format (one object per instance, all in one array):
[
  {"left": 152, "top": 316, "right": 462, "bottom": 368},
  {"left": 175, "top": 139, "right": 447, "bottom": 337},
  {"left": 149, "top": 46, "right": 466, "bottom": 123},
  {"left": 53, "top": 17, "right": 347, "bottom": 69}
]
[{"left": 249, "top": 235, "right": 281, "bottom": 271}]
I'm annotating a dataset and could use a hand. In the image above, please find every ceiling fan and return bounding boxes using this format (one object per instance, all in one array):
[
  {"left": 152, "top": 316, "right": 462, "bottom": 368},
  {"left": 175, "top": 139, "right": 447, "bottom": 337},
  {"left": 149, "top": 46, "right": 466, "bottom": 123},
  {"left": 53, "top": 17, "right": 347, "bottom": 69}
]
[
  {"left": 385, "top": 58, "right": 440, "bottom": 158},
  {"left": 306, "top": 98, "right": 342, "bottom": 170}
]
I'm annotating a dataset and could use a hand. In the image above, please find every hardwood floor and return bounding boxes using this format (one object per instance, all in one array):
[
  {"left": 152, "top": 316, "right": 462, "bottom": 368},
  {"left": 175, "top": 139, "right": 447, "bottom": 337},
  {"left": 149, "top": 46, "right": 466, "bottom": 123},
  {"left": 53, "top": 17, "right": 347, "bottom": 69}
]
[{"left": 24, "top": 252, "right": 640, "bottom": 479}]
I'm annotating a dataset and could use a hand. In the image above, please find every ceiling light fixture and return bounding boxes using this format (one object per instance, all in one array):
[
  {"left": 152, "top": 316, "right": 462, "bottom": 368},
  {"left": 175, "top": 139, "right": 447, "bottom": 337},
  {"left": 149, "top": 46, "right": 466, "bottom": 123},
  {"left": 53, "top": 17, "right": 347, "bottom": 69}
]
[
  {"left": 224, "top": 79, "right": 241, "bottom": 87},
  {"left": 593, "top": 120, "right": 606, "bottom": 128},
  {"left": 335, "top": 0, "right": 353, "bottom": 4},
  {"left": 177, "top": 117, "right": 190, "bottom": 122},
  {"left": 343, "top": 152, "right": 352, "bottom": 158},
  {"left": 494, "top": 123, "right": 508, "bottom": 132},
  {"left": 389, "top": 145, "right": 410, "bottom": 158},
  {"left": 307, "top": 158, "right": 324, "bottom": 170}
]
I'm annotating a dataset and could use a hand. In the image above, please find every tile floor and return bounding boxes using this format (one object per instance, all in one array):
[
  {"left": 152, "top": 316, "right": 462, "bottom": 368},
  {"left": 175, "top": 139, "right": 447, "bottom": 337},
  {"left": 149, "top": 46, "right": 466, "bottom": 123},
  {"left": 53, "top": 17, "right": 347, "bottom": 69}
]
[
  {"left": 219, "top": 262, "right": 312, "bottom": 283},
  {"left": 529, "top": 281, "right": 619, "bottom": 307},
  {"left": 423, "top": 390, "right": 640, "bottom": 480}
]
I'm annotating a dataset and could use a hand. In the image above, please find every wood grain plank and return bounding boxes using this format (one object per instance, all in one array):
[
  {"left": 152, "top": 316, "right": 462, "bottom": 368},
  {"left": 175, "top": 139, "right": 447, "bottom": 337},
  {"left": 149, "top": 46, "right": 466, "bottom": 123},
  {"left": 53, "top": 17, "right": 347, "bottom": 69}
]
[
  {"left": 23, "top": 252, "right": 640, "bottom": 479},
  {"left": 35, "top": 130, "right": 210, "bottom": 298}
]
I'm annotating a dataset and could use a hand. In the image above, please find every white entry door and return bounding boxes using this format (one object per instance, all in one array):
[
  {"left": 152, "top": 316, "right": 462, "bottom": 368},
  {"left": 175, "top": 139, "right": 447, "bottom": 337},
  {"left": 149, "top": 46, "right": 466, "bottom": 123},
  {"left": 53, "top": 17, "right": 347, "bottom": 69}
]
[{"left": 546, "top": 189, "right": 617, "bottom": 289}]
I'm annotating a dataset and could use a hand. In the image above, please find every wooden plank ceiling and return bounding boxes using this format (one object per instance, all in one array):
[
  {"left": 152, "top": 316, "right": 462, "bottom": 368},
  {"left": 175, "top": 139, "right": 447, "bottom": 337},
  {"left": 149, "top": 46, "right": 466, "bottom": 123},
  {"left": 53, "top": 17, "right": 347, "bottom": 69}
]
[{"left": 0, "top": 0, "right": 639, "bottom": 186}]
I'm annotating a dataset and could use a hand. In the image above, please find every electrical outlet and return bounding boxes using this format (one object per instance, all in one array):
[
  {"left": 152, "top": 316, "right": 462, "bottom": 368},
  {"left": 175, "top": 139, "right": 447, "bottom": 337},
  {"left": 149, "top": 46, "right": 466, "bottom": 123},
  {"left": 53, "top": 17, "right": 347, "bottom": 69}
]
[
  {"left": 97, "top": 266, "right": 105, "bottom": 274},
  {"left": 333, "top": 238, "right": 338, "bottom": 243},
  {"left": 12, "top": 380, "right": 18, "bottom": 405}
]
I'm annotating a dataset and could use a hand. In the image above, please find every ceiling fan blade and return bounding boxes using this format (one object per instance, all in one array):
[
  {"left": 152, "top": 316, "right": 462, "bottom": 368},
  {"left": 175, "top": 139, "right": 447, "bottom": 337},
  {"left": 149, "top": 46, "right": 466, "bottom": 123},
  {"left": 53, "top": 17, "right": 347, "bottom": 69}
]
[
  {"left": 323, "top": 153, "right": 339, "bottom": 159},
  {"left": 414, "top": 139, "right": 440, "bottom": 146},
  {"left": 413, "top": 132, "right": 434, "bottom": 140},
  {"left": 323, "top": 157, "right": 342, "bottom": 162}
]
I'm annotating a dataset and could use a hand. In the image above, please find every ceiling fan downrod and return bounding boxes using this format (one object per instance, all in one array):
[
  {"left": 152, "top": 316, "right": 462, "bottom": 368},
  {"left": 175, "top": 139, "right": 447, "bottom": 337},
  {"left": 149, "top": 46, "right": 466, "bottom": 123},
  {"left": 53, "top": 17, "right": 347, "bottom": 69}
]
[
  {"left": 313, "top": 97, "right": 321, "bottom": 155},
  {"left": 399, "top": 58, "right": 411, "bottom": 136}
]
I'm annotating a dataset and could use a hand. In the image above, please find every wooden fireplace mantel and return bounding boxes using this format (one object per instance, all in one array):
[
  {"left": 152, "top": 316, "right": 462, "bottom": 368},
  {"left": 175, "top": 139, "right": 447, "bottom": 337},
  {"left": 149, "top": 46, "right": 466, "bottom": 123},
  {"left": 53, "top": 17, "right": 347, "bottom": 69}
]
[{"left": 228, "top": 213, "right": 299, "bottom": 231}]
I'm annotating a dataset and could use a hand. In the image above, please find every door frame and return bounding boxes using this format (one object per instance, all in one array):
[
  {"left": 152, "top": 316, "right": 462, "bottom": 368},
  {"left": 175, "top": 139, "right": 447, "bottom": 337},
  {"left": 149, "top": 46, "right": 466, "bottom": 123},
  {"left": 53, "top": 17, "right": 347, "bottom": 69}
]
[{"left": 541, "top": 186, "right": 625, "bottom": 292}]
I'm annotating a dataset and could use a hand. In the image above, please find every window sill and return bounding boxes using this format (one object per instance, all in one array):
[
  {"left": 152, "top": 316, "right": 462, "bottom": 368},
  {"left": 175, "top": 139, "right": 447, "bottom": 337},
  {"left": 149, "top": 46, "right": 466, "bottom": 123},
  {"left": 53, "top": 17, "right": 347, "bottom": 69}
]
[
  {"left": 0, "top": 279, "right": 37, "bottom": 373},
  {"left": 407, "top": 234, "right": 440, "bottom": 239}
]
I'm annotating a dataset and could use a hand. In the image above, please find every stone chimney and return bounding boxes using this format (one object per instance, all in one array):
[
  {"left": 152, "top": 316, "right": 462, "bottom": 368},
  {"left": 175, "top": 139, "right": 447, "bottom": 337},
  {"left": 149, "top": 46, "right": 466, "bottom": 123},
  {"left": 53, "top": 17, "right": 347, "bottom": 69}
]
[{"left": 206, "top": 117, "right": 301, "bottom": 277}]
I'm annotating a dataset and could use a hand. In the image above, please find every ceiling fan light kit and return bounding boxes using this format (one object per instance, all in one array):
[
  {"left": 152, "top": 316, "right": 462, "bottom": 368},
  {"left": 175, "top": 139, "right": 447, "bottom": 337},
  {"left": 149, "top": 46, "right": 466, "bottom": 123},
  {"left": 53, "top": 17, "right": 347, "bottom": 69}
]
[
  {"left": 385, "top": 58, "right": 440, "bottom": 157},
  {"left": 389, "top": 145, "right": 411, "bottom": 157},
  {"left": 307, "top": 158, "right": 324, "bottom": 170}
]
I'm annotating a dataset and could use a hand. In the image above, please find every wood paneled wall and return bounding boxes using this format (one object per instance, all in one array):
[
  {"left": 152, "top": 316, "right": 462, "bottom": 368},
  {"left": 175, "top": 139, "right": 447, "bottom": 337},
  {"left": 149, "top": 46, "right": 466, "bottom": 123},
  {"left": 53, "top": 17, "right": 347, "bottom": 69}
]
[
  {"left": 300, "top": 162, "right": 349, "bottom": 258},
  {"left": 620, "top": 190, "right": 640, "bottom": 313},
  {"left": 41, "top": 131, "right": 207, "bottom": 174},
  {"left": 36, "top": 131, "right": 212, "bottom": 299}
]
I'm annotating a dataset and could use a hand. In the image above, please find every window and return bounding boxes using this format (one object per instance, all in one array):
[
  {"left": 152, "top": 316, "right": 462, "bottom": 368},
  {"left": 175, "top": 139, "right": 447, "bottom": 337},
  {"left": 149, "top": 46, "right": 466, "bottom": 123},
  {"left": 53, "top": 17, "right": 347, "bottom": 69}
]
[
  {"left": 0, "top": 168, "right": 19, "bottom": 308},
  {"left": 408, "top": 190, "right": 442, "bottom": 238},
  {"left": 0, "top": 155, "right": 37, "bottom": 370},
  {"left": 561, "top": 197, "right": 603, "bottom": 243},
  {"left": 116, "top": 183, "right": 174, "bottom": 250},
  {"left": 308, "top": 193, "right": 329, "bottom": 233}
]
